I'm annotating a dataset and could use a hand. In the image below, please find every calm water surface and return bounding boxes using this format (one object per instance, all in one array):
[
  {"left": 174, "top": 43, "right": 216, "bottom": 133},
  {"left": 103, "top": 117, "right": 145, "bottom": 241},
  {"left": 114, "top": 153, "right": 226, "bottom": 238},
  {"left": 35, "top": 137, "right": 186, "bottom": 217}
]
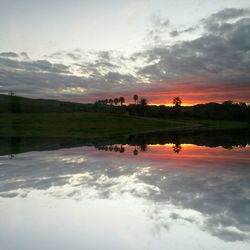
[{"left": 0, "top": 133, "right": 250, "bottom": 250}]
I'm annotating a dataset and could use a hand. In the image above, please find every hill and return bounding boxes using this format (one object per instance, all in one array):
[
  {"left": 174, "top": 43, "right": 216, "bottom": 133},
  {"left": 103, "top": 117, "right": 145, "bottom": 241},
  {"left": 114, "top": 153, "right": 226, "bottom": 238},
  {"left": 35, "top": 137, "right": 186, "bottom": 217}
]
[{"left": 0, "top": 94, "right": 93, "bottom": 113}]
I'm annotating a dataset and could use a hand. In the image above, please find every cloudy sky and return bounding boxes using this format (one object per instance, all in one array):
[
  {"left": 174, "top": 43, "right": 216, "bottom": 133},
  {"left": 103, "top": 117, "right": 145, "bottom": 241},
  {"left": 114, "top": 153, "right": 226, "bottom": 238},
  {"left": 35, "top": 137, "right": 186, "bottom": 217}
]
[{"left": 0, "top": 0, "right": 250, "bottom": 105}]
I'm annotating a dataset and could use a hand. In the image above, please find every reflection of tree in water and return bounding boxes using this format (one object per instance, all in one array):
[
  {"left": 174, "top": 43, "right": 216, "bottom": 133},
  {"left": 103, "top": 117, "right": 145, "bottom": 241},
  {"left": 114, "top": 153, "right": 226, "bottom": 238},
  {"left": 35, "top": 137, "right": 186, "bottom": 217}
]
[
  {"left": 133, "top": 144, "right": 147, "bottom": 156},
  {"left": 96, "top": 144, "right": 125, "bottom": 153},
  {"left": 140, "top": 144, "right": 147, "bottom": 152},
  {"left": 133, "top": 147, "right": 139, "bottom": 156},
  {"left": 223, "top": 143, "right": 247, "bottom": 150},
  {"left": 96, "top": 144, "right": 147, "bottom": 156},
  {"left": 94, "top": 131, "right": 248, "bottom": 156},
  {"left": 172, "top": 143, "right": 182, "bottom": 153}
]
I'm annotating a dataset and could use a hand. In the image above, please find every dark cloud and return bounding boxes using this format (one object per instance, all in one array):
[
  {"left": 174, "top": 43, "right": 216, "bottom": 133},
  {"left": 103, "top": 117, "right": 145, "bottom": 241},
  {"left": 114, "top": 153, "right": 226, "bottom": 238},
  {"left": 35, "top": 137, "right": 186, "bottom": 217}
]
[
  {"left": 169, "top": 30, "right": 179, "bottom": 37},
  {"left": 169, "top": 27, "right": 197, "bottom": 37},
  {"left": 0, "top": 57, "right": 69, "bottom": 74},
  {"left": 0, "top": 51, "right": 138, "bottom": 101},
  {"left": 0, "top": 52, "right": 19, "bottom": 58},
  {"left": 138, "top": 8, "right": 250, "bottom": 89},
  {"left": 66, "top": 52, "right": 81, "bottom": 60},
  {"left": 207, "top": 8, "right": 250, "bottom": 22},
  {"left": 19, "top": 52, "right": 30, "bottom": 60}
]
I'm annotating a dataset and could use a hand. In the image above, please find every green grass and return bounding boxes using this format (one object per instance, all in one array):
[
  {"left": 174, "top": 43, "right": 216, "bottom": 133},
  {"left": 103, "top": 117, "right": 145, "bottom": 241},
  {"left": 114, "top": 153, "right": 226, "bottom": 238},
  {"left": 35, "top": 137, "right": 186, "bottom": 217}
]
[{"left": 0, "top": 112, "right": 248, "bottom": 138}]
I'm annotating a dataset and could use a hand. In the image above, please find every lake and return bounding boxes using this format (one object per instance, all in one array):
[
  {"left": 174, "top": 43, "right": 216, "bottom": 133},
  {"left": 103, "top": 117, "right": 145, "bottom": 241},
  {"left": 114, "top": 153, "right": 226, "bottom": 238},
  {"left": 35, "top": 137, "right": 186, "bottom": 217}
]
[{"left": 0, "top": 130, "right": 250, "bottom": 250}]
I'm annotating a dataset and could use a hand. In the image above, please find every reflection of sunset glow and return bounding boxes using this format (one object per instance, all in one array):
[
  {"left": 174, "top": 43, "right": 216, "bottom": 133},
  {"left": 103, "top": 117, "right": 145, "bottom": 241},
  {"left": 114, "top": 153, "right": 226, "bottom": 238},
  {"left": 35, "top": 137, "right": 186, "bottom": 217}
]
[{"left": 91, "top": 144, "right": 250, "bottom": 169}]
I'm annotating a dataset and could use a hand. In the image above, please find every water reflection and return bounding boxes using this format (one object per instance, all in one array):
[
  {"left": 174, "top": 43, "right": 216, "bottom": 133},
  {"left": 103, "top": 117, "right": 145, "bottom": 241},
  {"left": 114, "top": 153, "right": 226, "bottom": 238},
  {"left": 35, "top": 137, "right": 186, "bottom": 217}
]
[
  {"left": 95, "top": 143, "right": 182, "bottom": 155},
  {"left": 0, "top": 129, "right": 249, "bottom": 156},
  {"left": 0, "top": 130, "right": 250, "bottom": 249}
]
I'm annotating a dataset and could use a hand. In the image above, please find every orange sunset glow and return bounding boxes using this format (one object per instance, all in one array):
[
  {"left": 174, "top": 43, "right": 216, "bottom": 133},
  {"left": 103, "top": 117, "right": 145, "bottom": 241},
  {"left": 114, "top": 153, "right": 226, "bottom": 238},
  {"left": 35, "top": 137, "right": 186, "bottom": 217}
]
[
  {"left": 72, "top": 79, "right": 250, "bottom": 106},
  {"left": 90, "top": 144, "right": 250, "bottom": 169}
]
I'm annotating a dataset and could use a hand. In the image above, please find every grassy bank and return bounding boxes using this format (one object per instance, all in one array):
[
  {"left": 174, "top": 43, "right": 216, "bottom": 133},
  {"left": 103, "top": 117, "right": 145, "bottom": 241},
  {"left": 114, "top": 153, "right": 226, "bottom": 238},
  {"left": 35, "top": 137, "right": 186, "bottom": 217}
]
[{"left": 0, "top": 112, "right": 248, "bottom": 138}]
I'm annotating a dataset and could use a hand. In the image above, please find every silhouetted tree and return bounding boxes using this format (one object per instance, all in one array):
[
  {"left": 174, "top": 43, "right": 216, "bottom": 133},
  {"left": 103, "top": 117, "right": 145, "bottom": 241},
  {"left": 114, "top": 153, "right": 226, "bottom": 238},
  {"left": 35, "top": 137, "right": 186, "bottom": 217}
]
[
  {"left": 114, "top": 98, "right": 119, "bottom": 106},
  {"left": 119, "top": 97, "right": 125, "bottom": 106},
  {"left": 140, "top": 98, "right": 147, "bottom": 106},
  {"left": 172, "top": 97, "right": 182, "bottom": 118},
  {"left": 222, "top": 100, "right": 234, "bottom": 106},
  {"left": 133, "top": 94, "right": 138, "bottom": 104},
  {"left": 239, "top": 102, "right": 247, "bottom": 108},
  {"left": 173, "top": 97, "right": 182, "bottom": 108}
]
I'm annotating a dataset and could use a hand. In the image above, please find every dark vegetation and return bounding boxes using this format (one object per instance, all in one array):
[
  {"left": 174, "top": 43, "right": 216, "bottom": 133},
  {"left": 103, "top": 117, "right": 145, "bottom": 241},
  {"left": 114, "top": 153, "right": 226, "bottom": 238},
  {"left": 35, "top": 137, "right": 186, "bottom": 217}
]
[
  {"left": 1, "top": 94, "right": 249, "bottom": 122},
  {"left": 0, "top": 95, "right": 250, "bottom": 122}
]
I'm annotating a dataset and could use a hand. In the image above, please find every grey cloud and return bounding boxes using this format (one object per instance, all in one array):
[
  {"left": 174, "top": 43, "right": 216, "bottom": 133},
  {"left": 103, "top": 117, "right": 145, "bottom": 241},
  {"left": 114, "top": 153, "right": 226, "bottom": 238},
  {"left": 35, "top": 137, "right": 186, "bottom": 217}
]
[
  {"left": 203, "top": 8, "right": 250, "bottom": 36},
  {"left": 169, "top": 27, "right": 197, "bottom": 37},
  {"left": 138, "top": 9, "right": 250, "bottom": 86},
  {"left": 29, "top": 60, "right": 70, "bottom": 74},
  {"left": 151, "top": 15, "right": 170, "bottom": 28},
  {"left": 0, "top": 52, "right": 19, "bottom": 58},
  {"left": 20, "top": 52, "right": 29, "bottom": 58},
  {"left": 147, "top": 15, "right": 171, "bottom": 44},
  {"left": 104, "top": 71, "right": 136, "bottom": 85},
  {"left": 66, "top": 52, "right": 81, "bottom": 60},
  {"left": 208, "top": 8, "right": 250, "bottom": 21},
  {"left": 169, "top": 30, "right": 179, "bottom": 37},
  {"left": 0, "top": 66, "right": 87, "bottom": 98},
  {"left": 98, "top": 51, "right": 112, "bottom": 61},
  {"left": 0, "top": 51, "right": 138, "bottom": 100},
  {"left": 0, "top": 57, "right": 70, "bottom": 74}
]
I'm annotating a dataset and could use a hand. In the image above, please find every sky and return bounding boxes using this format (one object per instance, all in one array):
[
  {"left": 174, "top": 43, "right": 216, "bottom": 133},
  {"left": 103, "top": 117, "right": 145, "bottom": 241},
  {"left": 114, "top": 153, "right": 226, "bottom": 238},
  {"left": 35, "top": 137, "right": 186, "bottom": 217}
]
[{"left": 0, "top": 0, "right": 250, "bottom": 105}]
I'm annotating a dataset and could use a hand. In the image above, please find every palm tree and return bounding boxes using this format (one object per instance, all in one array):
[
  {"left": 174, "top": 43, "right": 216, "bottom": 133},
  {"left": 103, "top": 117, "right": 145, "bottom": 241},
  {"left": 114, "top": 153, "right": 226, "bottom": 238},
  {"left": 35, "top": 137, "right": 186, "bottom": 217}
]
[
  {"left": 119, "top": 146, "right": 125, "bottom": 153},
  {"left": 133, "top": 94, "right": 138, "bottom": 104},
  {"left": 133, "top": 148, "right": 138, "bottom": 156},
  {"left": 114, "top": 98, "right": 119, "bottom": 106},
  {"left": 173, "top": 97, "right": 182, "bottom": 108},
  {"left": 173, "top": 143, "right": 182, "bottom": 153},
  {"left": 119, "top": 97, "right": 125, "bottom": 106},
  {"left": 114, "top": 145, "right": 119, "bottom": 152},
  {"left": 140, "top": 98, "right": 147, "bottom": 106}
]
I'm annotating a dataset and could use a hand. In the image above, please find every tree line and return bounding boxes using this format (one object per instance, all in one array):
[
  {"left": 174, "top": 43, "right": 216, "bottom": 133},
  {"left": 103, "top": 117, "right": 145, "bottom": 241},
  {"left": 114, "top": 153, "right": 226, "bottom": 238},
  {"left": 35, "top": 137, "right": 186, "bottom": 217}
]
[
  {"left": 2, "top": 93, "right": 249, "bottom": 122},
  {"left": 95, "top": 94, "right": 148, "bottom": 106},
  {"left": 94, "top": 94, "right": 249, "bottom": 121}
]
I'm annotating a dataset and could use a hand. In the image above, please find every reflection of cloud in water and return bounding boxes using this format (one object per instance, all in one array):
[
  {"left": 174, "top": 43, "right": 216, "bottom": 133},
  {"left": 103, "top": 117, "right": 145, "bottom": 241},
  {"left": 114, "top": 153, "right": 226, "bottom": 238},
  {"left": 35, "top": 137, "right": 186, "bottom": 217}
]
[{"left": 0, "top": 145, "right": 250, "bottom": 242}]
